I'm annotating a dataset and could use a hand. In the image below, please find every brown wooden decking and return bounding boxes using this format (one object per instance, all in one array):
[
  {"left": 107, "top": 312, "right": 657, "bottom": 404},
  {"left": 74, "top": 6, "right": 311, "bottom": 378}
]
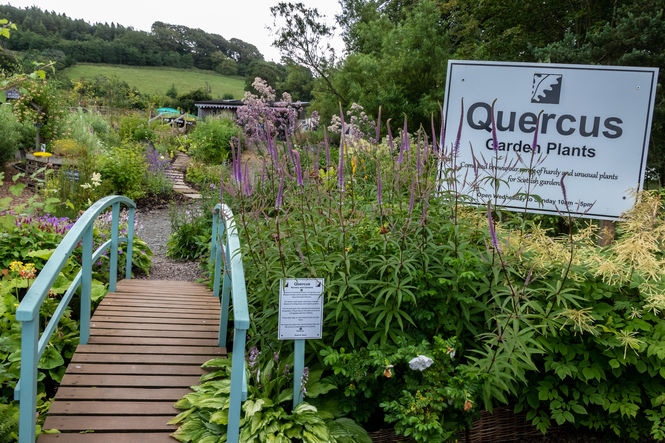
[{"left": 38, "top": 279, "right": 225, "bottom": 442}]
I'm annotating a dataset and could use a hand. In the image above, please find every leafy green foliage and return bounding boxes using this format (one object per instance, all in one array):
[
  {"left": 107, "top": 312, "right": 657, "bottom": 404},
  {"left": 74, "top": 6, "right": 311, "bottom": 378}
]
[
  {"left": 189, "top": 115, "right": 238, "bottom": 165},
  {"left": 0, "top": 402, "right": 18, "bottom": 442},
  {"left": 11, "top": 79, "right": 65, "bottom": 146},
  {"left": 211, "top": 111, "right": 665, "bottom": 439},
  {"left": 166, "top": 206, "right": 210, "bottom": 261},
  {"left": 0, "top": 104, "right": 33, "bottom": 167},
  {"left": 185, "top": 161, "right": 224, "bottom": 190},
  {"left": 171, "top": 355, "right": 370, "bottom": 442},
  {"left": 98, "top": 144, "right": 148, "bottom": 201},
  {"left": 117, "top": 115, "right": 155, "bottom": 143}
]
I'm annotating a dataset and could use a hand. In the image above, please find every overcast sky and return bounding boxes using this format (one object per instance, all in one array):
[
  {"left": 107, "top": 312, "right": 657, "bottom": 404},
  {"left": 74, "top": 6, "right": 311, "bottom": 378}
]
[{"left": 1, "top": 0, "right": 344, "bottom": 62}]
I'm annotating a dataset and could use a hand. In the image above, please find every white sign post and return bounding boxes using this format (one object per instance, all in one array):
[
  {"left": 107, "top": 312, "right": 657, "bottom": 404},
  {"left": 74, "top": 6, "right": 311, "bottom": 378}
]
[
  {"left": 441, "top": 60, "right": 659, "bottom": 220},
  {"left": 278, "top": 278, "right": 324, "bottom": 408}
]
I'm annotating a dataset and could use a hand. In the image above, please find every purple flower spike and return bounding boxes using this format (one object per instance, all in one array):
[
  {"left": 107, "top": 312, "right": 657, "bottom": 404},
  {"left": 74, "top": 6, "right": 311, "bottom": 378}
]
[
  {"left": 276, "top": 174, "right": 285, "bottom": 208},
  {"left": 408, "top": 178, "right": 415, "bottom": 217},
  {"left": 490, "top": 100, "right": 498, "bottom": 151},
  {"left": 314, "top": 145, "right": 320, "bottom": 172},
  {"left": 454, "top": 98, "right": 464, "bottom": 154},
  {"left": 244, "top": 160, "right": 252, "bottom": 196},
  {"left": 402, "top": 115, "right": 410, "bottom": 158},
  {"left": 420, "top": 200, "right": 429, "bottom": 226},
  {"left": 416, "top": 131, "right": 422, "bottom": 176},
  {"left": 431, "top": 113, "right": 438, "bottom": 155},
  {"left": 375, "top": 105, "right": 382, "bottom": 143},
  {"left": 230, "top": 140, "right": 237, "bottom": 179},
  {"left": 487, "top": 202, "right": 501, "bottom": 251},
  {"left": 560, "top": 172, "right": 569, "bottom": 207},
  {"left": 292, "top": 150, "right": 303, "bottom": 187},
  {"left": 324, "top": 127, "right": 331, "bottom": 169},
  {"left": 377, "top": 162, "right": 383, "bottom": 206},
  {"left": 338, "top": 144, "right": 345, "bottom": 190},
  {"left": 386, "top": 118, "right": 394, "bottom": 153},
  {"left": 261, "top": 157, "right": 267, "bottom": 184},
  {"left": 439, "top": 103, "right": 445, "bottom": 153}
]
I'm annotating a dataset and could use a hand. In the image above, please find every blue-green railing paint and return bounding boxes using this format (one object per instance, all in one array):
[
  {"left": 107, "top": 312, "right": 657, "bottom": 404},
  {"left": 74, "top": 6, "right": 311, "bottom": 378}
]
[
  {"left": 211, "top": 203, "right": 249, "bottom": 443},
  {"left": 15, "top": 195, "right": 136, "bottom": 443}
]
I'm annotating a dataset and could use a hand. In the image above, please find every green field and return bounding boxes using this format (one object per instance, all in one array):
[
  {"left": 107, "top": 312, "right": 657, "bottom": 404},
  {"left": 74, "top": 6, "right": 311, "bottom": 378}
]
[{"left": 62, "top": 63, "right": 246, "bottom": 99}]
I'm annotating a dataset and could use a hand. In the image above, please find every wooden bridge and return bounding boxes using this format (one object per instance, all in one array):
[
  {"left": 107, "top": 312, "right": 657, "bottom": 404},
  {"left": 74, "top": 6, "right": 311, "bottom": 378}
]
[
  {"left": 38, "top": 279, "right": 224, "bottom": 442},
  {"left": 15, "top": 197, "right": 248, "bottom": 443}
]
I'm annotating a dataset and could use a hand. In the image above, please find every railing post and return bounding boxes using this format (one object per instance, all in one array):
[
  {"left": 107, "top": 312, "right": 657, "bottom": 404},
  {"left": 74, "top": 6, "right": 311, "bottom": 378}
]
[
  {"left": 109, "top": 202, "right": 120, "bottom": 292},
  {"left": 209, "top": 210, "right": 218, "bottom": 271},
  {"left": 125, "top": 206, "right": 134, "bottom": 279},
  {"left": 216, "top": 244, "right": 230, "bottom": 348},
  {"left": 17, "top": 318, "right": 38, "bottom": 443},
  {"left": 212, "top": 226, "right": 222, "bottom": 299},
  {"left": 80, "top": 225, "right": 93, "bottom": 345},
  {"left": 227, "top": 328, "right": 247, "bottom": 443}
]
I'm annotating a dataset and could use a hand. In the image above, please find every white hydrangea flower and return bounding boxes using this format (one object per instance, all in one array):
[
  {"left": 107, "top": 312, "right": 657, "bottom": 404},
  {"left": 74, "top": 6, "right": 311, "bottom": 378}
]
[{"left": 408, "top": 355, "right": 434, "bottom": 371}]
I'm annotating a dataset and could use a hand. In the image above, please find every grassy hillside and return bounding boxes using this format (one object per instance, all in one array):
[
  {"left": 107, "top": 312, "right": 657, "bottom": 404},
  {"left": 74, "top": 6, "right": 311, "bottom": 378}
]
[{"left": 62, "top": 63, "right": 245, "bottom": 99}]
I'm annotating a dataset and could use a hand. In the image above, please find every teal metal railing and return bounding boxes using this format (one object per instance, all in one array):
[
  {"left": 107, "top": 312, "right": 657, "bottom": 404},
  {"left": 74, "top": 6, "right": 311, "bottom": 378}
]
[
  {"left": 210, "top": 203, "right": 249, "bottom": 443},
  {"left": 15, "top": 195, "right": 136, "bottom": 443}
]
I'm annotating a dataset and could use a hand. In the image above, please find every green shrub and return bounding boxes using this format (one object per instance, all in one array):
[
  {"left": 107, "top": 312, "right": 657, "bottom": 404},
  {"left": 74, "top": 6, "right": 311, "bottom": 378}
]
[
  {"left": 166, "top": 204, "right": 210, "bottom": 261},
  {"left": 12, "top": 79, "right": 65, "bottom": 148},
  {"left": 117, "top": 115, "right": 155, "bottom": 142},
  {"left": 0, "top": 105, "right": 21, "bottom": 166},
  {"left": 98, "top": 144, "right": 147, "bottom": 201},
  {"left": 185, "top": 161, "right": 223, "bottom": 189},
  {"left": 189, "top": 115, "right": 237, "bottom": 164},
  {"left": 0, "top": 104, "right": 32, "bottom": 167},
  {"left": 64, "top": 109, "right": 117, "bottom": 151}
]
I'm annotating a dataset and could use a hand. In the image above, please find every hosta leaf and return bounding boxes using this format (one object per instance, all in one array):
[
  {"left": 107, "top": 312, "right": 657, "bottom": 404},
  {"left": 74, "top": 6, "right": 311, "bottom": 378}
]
[
  {"left": 38, "top": 345, "right": 64, "bottom": 370},
  {"left": 209, "top": 409, "right": 228, "bottom": 425},
  {"left": 327, "top": 418, "right": 372, "bottom": 443}
]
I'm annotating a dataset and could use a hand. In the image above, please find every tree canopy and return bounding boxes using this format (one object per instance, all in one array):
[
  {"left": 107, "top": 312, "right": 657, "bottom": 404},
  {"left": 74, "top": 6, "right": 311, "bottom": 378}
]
[
  {"left": 0, "top": 5, "right": 264, "bottom": 75},
  {"left": 307, "top": 0, "right": 665, "bottom": 181}
]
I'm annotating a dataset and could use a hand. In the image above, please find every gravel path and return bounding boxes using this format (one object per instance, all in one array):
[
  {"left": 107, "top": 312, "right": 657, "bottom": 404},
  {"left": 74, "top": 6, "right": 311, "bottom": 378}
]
[{"left": 134, "top": 207, "right": 205, "bottom": 281}]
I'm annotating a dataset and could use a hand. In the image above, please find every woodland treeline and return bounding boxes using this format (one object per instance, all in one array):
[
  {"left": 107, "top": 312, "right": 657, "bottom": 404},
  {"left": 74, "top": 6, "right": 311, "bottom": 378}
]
[{"left": 0, "top": 5, "right": 263, "bottom": 75}]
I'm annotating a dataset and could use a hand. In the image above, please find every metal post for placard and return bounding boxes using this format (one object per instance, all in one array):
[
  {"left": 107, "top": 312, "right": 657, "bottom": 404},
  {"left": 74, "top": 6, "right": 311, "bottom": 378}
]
[
  {"left": 293, "top": 339, "right": 305, "bottom": 408},
  {"left": 278, "top": 278, "right": 324, "bottom": 409}
]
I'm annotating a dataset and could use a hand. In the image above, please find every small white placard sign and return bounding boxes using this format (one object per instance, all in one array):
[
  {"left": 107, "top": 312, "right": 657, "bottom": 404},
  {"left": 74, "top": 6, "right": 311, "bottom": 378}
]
[
  {"left": 441, "top": 60, "right": 659, "bottom": 220},
  {"left": 278, "top": 278, "right": 324, "bottom": 340}
]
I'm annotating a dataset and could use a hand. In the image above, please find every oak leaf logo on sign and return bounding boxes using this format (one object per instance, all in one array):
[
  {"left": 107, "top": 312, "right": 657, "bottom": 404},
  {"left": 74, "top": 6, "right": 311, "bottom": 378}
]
[{"left": 531, "top": 73, "right": 562, "bottom": 104}]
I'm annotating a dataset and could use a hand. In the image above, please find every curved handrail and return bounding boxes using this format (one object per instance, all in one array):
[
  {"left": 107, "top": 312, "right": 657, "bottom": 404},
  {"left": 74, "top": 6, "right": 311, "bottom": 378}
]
[
  {"left": 15, "top": 195, "right": 136, "bottom": 443},
  {"left": 210, "top": 203, "right": 249, "bottom": 443}
]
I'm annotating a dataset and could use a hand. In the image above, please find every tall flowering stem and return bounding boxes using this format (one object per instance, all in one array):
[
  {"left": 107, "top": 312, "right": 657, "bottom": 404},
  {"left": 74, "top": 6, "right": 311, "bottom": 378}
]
[
  {"left": 292, "top": 150, "right": 303, "bottom": 188},
  {"left": 375, "top": 105, "right": 382, "bottom": 143},
  {"left": 487, "top": 201, "right": 501, "bottom": 252},
  {"left": 324, "top": 127, "right": 331, "bottom": 169},
  {"left": 377, "top": 162, "right": 383, "bottom": 207}
]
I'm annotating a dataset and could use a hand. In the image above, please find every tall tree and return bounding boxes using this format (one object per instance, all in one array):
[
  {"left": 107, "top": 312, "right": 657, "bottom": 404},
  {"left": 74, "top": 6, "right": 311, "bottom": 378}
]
[{"left": 270, "top": 2, "right": 345, "bottom": 103}]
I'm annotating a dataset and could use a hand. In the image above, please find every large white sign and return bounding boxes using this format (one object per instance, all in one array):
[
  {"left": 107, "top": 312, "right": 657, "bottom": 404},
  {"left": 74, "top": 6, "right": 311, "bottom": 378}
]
[
  {"left": 441, "top": 60, "right": 659, "bottom": 220},
  {"left": 278, "top": 278, "right": 324, "bottom": 340}
]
